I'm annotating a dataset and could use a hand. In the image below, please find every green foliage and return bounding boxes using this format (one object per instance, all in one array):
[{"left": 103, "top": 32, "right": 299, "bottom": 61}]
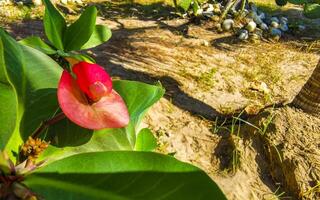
[
  {"left": 0, "top": 28, "right": 61, "bottom": 156},
  {"left": 81, "top": 25, "right": 112, "bottom": 50},
  {"left": 43, "top": 0, "right": 66, "bottom": 50},
  {"left": 63, "top": 6, "right": 97, "bottom": 51},
  {"left": 304, "top": 3, "right": 320, "bottom": 18},
  {"left": 25, "top": 151, "right": 227, "bottom": 200},
  {"left": 19, "top": 36, "right": 56, "bottom": 54},
  {"left": 135, "top": 128, "right": 158, "bottom": 151},
  {"left": 176, "top": 0, "right": 193, "bottom": 11},
  {"left": 20, "top": 0, "right": 112, "bottom": 62},
  {"left": 174, "top": 0, "right": 206, "bottom": 12},
  {"left": 192, "top": 0, "right": 201, "bottom": 16},
  {"left": 287, "top": 0, "right": 309, "bottom": 4},
  {"left": 277, "top": 0, "right": 320, "bottom": 19},
  {"left": 0, "top": 39, "right": 17, "bottom": 149}
]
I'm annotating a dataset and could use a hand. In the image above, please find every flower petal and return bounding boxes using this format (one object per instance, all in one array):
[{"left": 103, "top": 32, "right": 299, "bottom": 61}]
[{"left": 58, "top": 71, "right": 129, "bottom": 130}]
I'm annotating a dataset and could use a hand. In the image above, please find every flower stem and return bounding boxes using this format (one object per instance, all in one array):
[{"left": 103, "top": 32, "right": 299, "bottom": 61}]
[
  {"left": 31, "top": 112, "right": 66, "bottom": 139},
  {"left": 220, "top": 0, "right": 237, "bottom": 21}
]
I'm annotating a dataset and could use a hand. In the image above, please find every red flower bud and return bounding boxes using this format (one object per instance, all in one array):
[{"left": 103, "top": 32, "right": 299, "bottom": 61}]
[
  {"left": 72, "top": 62, "right": 112, "bottom": 101},
  {"left": 57, "top": 62, "right": 129, "bottom": 130}
]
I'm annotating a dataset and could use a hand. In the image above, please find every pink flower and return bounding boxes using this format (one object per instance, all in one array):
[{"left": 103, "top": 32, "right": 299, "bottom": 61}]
[{"left": 57, "top": 62, "right": 129, "bottom": 130}]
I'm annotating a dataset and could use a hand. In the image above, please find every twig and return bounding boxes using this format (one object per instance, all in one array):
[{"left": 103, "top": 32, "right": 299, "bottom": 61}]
[
  {"left": 31, "top": 112, "right": 66, "bottom": 139},
  {"left": 220, "top": 0, "right": 237, "bottom": 20},
  {"left": 240, "top": 0, "right": 247, "bottom": 14}
]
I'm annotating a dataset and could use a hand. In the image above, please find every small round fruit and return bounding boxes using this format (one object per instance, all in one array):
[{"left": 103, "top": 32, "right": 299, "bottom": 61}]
[
  {"left": 238, "top": 29, "right": 249, "bottom": 40},
  {"left": 222, "top": 19, "right": 234, "bottom": 31},
  {"left": 271, "top": 21, "right": 280, "bottom": 28},
  {"left": 246, "top": 21, "right": 257, "bottom": 32}
]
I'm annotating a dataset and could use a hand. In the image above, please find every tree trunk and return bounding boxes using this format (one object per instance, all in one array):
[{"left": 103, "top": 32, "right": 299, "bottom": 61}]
[{"left": 292, "top": 60, "right": 320, "bottom": 115}]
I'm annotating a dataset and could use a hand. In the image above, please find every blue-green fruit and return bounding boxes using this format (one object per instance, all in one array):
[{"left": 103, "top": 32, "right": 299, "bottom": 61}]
[{"left": 238, "top": 29, "right": 249, "bottom": 40}]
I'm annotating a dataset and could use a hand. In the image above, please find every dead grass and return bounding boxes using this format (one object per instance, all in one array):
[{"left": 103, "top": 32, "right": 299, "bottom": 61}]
[{"left": 0, "top": 5, "right": 43, "bottom": 24}]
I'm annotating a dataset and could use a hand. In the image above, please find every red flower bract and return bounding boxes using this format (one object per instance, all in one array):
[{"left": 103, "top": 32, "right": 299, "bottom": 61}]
[{"left": 57, "top": 62, "right": 129, "bottom": 130}]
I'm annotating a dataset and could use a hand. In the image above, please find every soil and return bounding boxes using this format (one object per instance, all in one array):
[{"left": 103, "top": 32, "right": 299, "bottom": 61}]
[
  {"left": 2, "top": 2, "right": 320, "bottom": 200},
  {"left": 261, "top": 107, "right": 320, "bottom": 199}
]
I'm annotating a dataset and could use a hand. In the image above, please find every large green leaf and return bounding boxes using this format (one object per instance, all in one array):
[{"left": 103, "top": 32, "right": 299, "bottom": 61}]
[
  {"left": 40, "top": 80, "right": 165, "bottom": 162},
  {"left": 0, "top": 29, "right": 62, "bottom": 159},
  {"left": 20, "top": 89, "right": 58, "bottom": 140},
  {"left": 81, "top": 25, "right": 112, "bottom": 50},
  {"left": 45, "top": 117, "right": 93, "bottom": 147},
  {"left": 43, "top": 0, "right": 66, "bottom": 50},
  {"left": 63, "top": 6, "right": 97, "bottom": 51},
  {"left": 25, "top": 151, "right": 227, "bottom": 200},
  {"left": 0, "top": 84, "right": 16, "bottom": 149},
  {"left": 0, "top": 39, "right": 18, "bottom": 149},
  {"left": 19, "top": 36, "right": 56, "bottom": 55}
]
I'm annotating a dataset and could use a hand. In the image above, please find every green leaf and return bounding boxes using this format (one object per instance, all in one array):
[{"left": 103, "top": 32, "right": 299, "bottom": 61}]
[
  {"left": 0, "top": 38, "right": 18, "bottom": 149},
  {"left": 0, "top": 29, "right": 62, "bottom": 159},
  {"left": 19, "top": 36, "right": 56, "bottom": 55},
  {"left": 113, "top": 80, "right": 165, "bottom": 148},
  {"left": 0, "top": 84, "right": 17, "bottom": 149},
  {"left": 178, "top": 0, "right": 193, "bottom": 11},
  {"left": 45, "top": 117, "right": 93, "bottom": 147},
  {"left": 287, "top": 0, "right": 320, "bottom": 4},
  {"left": 25, "top": 151, "right": 227, "bottom": 200},
  {"left": 192, "top": 0, "right": 200, "bottom": 16},
  {"left": 81, "top": 25, "right": 112, "bottom": 50},
  {"left": 135, "top": 128, "right": 157, "bottom": 151},
  {"left": 63, "top": 6, "right": 97, "bottom": 51},
  {"left": 43, "top": 0, "right": 66, "bottom": 50},
  {"left": 66, "top": 52, "right": 96, "bottom": 63},
  {"left": 40, "top": 80, "right": 165, "bottom": 162},
  {"left": 304, "top": 3, "right": 320, "bottom": 19},
  {"left": 20, "top": 89, "right": 59, "bottom": 140}
]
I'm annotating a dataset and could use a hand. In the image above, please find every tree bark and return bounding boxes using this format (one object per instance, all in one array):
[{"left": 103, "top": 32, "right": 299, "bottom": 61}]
[{"left": 292, "top": 60, "right": 320, "bottom": 115}]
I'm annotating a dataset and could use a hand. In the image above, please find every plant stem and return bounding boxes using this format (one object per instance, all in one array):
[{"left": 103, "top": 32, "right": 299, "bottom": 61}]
[
  {"left": 240, "top": 0, "right": 247, "bottom": 14},
  {"left": 31, "top": 112, "right": 66, "bottom": 139},
  {"left": 220, "top": 0, "right": 237, "bottom": 20}
]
